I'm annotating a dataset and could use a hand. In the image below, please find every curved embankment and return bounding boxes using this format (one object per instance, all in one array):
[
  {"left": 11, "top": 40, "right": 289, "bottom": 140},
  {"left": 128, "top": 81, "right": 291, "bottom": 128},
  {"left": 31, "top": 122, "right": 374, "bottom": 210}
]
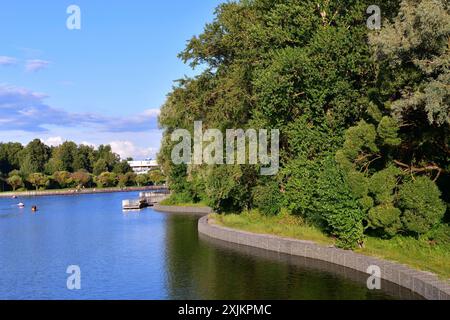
[
  {"left": 153, "top": 204, "right": 212, "bottom": 215},
  {"left": 154, "top": 205, "right": 450, "bottom": 300}
]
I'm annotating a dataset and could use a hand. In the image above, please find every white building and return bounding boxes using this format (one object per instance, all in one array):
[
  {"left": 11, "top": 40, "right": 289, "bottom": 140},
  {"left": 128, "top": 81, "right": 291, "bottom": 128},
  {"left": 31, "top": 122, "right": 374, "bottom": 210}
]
[{"left": 127, "top": 160, "right": 159, "bottom": 175}]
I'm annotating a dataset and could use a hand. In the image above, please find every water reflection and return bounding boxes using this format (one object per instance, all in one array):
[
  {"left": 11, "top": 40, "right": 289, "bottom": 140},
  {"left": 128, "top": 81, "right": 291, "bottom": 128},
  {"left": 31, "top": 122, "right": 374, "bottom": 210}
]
[
  {"left": 0, "top": 193, "right": 421, "bottom": 300},
  {"left": 163, "top": 213, "right": 421, "bottom": 300}
]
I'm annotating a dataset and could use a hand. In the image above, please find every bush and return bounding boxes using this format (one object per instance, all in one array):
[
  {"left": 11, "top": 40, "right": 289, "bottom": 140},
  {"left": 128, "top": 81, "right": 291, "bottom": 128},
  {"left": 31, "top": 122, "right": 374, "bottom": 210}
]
[
  {"left": 367, "top": 204, "right": 402, "bottom": 237},
  {"left": 252, "top": 181, "right": 283, "bottom": 216},
  {"left": 204, "top": 165, "right": 256, "bottom": 213},
  {"left": 117, "top": 172, "right": 136, "bottom": 187},
  {"left": 7, "top": 175, "right": 23, "bottom": 191},
  {"left": 368, "top": 166, "right": 402, "bottom": 204},
  {"left": 398, "top": 176, "right": 446, "bottom": 235},
  {"left": 163, "top": 192, "right": 194, "bottom": 205},
  {"left": 135, "top": 174, "right": 150, "bottom": 187},
  {"left": 53, "top": 171, "right": 73, "bottom": 189},
  {"left": 71, "top": 170, "right": 92, "bottom": 188},
  {"left": 426, "top": 224, "right": 450, "bottom": 247},
  {"left": 315, "top": 157, "right": 365, "bottom": 249},
  {"left": 95, "top": 172, "right": 118, "bottom": 188}
]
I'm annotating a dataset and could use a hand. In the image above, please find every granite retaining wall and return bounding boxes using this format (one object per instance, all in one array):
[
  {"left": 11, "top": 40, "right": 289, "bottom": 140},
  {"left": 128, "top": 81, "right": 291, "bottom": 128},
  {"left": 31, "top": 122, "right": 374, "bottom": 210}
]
[
  {"left": 153, "top": 204, "right": 212, "bottom": 215},
  {"left": 198, "top": 216, "right": 450, "bottom": 300}
]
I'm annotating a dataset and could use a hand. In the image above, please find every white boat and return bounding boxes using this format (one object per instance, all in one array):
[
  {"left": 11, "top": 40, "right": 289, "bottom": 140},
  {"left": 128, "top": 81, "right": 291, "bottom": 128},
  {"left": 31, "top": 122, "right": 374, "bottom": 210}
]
[{"left": 17, "top": 203, "right": 25, "bottom": 208}]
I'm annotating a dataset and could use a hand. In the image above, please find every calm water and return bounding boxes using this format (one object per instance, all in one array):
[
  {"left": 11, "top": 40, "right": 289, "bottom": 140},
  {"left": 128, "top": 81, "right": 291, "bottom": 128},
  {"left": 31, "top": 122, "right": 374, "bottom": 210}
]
[{"left": 0, "top": 192, "right": 419, "bottom": 300}]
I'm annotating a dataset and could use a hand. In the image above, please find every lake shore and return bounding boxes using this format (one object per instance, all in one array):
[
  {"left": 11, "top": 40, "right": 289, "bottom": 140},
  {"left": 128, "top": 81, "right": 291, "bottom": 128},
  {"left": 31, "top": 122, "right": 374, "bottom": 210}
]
[
  {"left": 151, "top": 204, "right": 450, "bottom": 300},
  {"left": 197, "top": 215, "right": 450, "bottom": 300},
  {"left": 0, "top": 185, "right": 167, "bottom": 198}
]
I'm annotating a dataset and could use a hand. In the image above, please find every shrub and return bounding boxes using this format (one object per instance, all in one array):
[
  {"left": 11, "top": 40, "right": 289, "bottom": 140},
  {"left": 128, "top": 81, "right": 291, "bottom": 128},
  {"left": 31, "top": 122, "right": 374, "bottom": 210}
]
[
  {"left": 7, "top": 175, "right": 23, "bottom": 191},
  {"left": 53, "top": 171, "right": 73, "bottom": 188},
  {"left": 369, "top": 166, "right": 402, "bottom": 204},
  {"left": 315, "top": 157, "right": 365, "bottom": 249},
  {"left": 367, "top": 204, "right": 402, "bottom": 237},
  {"left": 95, "top": 172, "right": 118, "bottom": 188},
  {"left": 71, "top": 170, "right": 92, "bottom": 188},
  {"left": 135, "top": 174, "right": 150, "bottom": 187},
  {"left": 117, "top": 172, "right": 136, "bottom": 187},
  {"left": 27, "top": 173, "right": 49, "bottom": 191},
  {"left": 252, "top": 181, "right": 283, "bottom": 216},
  {"left": 426, "top": 224, "right": 450, "bottom": 247},
  {"left": 163, "top": 192, "right": 194, "bottom": 205},
  {"left": 398, "top": 176, "right": 446, "bottom": 235}
]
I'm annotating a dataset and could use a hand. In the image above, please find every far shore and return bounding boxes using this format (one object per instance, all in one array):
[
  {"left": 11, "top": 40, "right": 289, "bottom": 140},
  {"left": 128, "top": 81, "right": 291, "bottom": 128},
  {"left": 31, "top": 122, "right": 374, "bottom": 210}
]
[{"left": 0, "top": 185, "right": 167, "bottom": 198}]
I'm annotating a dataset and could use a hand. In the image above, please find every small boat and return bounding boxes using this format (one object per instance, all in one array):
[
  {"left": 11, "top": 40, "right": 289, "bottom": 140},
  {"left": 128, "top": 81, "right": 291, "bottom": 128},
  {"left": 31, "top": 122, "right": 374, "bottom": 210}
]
[
  {"left": 12, "top": 195, "right": 17, "bottom": 199},
  {"left": 17, "top": 203, "right": 25, "bottom": 208}
]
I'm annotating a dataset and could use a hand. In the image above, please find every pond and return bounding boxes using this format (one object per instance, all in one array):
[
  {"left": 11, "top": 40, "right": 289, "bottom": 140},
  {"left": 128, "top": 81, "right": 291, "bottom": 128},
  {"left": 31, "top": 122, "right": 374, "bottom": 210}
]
[{"left": 0, "top": 192, "right": 420, "bottom": 299}]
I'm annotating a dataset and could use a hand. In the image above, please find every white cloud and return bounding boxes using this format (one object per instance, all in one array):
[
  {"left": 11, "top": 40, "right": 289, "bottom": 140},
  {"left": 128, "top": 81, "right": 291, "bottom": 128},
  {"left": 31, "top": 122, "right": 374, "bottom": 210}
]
[
  {"left": 80, "top": 141, "right": 96, "bottom": 147},
  {"left": 110, "top": 141, "right": 156, "bottom": 160},
  {"left": 0, "top": 84, "right": 159, "bottom": 133},
  {"left": 143, "top": 109, "right": 161, "bottom": 117},
  {"left": 0, "top": 56, "right": 17, "bottom": 66},
  {"left": 25, "top": 59, "right": 50, "bottom": 72},
  {"left": 43, "top": 136, "right": 64, "bottom": 147}
]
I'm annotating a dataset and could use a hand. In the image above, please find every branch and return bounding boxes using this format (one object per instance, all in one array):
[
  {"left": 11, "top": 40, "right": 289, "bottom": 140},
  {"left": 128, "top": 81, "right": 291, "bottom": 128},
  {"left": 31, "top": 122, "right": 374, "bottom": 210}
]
[{"left": 393, "top": 160, "right": 444, "bottom": 182}]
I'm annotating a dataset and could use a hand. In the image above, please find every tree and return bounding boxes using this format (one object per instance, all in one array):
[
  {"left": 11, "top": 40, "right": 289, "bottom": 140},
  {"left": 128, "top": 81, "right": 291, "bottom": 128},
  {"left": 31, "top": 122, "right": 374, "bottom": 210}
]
[
  {"left": 367, "top": 0, "right": 449, "bottom": 192},
  {"left": 148, "top": 169, "right": 165, "bottom": 186},
  {"left": 71, "top": 170, "right": 92, "bottom": 188},
  {"left": 117, "top": 172, "right": 136, "bottom": 187},
  {"left": 7, "top": 175, "right": 23, "bottom": 191},
  {"left": 52, "top": 142, "right": 78, "bottom": 172},
  {"left": 27, "top": 173, "right": 49, "bottom": 191},
  {"left": 135, "top": 174, "right": 150, "bottom": 187},
  {"left": 0, "top": 142, "right": 23, "bottom": 174},
  {"left": 95, "top": 172, "right": 118, "bottom": 188},
  {"left": 52, "top": 171, "right": 73, "bottom": 189},
  {"left": 113, "top": 160, "right": 132, "bottom": 175},
  {"left": 93, "top": 159, "right": 108, "bottom": 176},
  {"left": 398, "top": 177, "right": 446, "bottom": 235},
  {"left": 96, "top": 145, "right": 120, "bottom": 171},
  {"left": 74, "top": 144, "right": 96, "bottom": 173},
  {"left": 19, "top": 139, "right": 50, "bottom": 175}
]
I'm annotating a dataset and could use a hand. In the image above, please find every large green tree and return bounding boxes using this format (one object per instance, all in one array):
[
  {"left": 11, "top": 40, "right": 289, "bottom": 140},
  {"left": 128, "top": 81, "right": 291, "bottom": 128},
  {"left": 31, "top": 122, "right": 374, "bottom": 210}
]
[
  {"left": 19, "top": 139, "right": 50, "bottom": 175},
  {"left": 159, "top": 0, "right": 448, "bottom": 248}
]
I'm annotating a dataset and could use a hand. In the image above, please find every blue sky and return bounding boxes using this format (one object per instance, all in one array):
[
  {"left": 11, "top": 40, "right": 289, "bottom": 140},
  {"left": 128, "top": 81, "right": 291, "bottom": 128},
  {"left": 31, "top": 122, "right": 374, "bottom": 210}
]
[{"left": 0, "top": 0, "right": 222, "bottom": 159}]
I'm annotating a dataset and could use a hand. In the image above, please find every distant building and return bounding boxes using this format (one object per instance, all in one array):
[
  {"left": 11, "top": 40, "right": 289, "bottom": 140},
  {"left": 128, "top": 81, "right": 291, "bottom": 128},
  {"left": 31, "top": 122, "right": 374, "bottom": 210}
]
[{"left": 127, "top": 159, "right": 159, "bottom": 175}]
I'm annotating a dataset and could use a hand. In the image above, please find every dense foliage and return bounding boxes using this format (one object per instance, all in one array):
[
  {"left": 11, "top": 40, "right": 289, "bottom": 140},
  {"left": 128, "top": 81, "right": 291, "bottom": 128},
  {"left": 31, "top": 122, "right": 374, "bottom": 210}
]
[
  {"left": 0, "top": 140, "right": 165, "bottom": 191},
  {"left": 159, "top": 0, "right": 448, "bottom": 248}
]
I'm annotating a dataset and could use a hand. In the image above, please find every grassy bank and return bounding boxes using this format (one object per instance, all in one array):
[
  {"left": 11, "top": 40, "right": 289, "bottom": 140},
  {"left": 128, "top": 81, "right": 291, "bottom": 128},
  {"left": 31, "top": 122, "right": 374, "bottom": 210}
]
[
  {"left": 159, "top": 200, "right": 208, "bottom": 207},
  {"left": 211, "top": 210, "right": 450, "bottom": 279},
  {"left": 159, "top": 195, "right": 208, "bottom": 207}
]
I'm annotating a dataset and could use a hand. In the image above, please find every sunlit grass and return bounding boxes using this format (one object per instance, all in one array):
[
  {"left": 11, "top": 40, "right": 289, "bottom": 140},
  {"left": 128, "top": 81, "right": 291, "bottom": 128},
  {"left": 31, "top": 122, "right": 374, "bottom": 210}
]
[
  {"left": 159, "top": 197, "right": 208, "bottom": 207},
  {"left": 211, "top": 209, "right": 333, "bottom": 246},
  {"left": 211, "top": 210, "right": 450, "bottom": 279},
  {"left": 357, "top": 236, "right": 450, "bottom": 279}
]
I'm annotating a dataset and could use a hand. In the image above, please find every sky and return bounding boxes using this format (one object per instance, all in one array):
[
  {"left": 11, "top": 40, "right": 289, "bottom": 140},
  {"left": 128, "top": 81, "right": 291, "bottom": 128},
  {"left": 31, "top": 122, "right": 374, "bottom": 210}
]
[{"left": 0, "top": 0, "right": 222, "bottom": 159}]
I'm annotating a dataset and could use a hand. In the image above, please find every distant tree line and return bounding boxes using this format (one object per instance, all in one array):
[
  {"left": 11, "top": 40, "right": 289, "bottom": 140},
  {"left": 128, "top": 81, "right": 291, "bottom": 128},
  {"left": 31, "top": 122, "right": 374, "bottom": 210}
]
[{"left": 0, "top": 139, "right": 165, "bottom": 191}]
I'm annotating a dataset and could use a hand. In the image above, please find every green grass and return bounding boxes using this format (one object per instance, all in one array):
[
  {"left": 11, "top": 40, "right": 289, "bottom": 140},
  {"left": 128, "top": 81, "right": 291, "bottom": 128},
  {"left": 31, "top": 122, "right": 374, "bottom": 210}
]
[
  {"left": 159, "top": 196, "right": 208, "bottom": 207},
  {"left": 211, "top": 210, "right": 333, "bottom": 246},
  {"left": 212, "top": 210, "right": 450, "bottom": 279},
  {"left": 357, "top": 237, "right": 450, "bottom": 279}
]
